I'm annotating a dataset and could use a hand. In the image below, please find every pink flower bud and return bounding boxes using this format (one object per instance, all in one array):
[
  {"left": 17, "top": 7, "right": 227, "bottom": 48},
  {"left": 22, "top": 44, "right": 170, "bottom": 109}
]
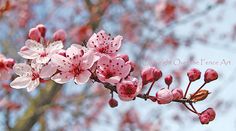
[
  {"left": 187, "top": 68, "right": 201, "bottom": 82},
  {"left": 202, "top": 108, "right": 216, "bottom": 121},
  {"left": 156, "top": 88, "right": 173, "bottom": 104},
  {"left": 199, "top": 113, "right": 210, "bottom": 124},
  {"left": 165, "top": 75, "right": 173, "bottom": 86},
  {"left": 36, "top": 24, "right": 47, "bottom": 37},
  {"left": 4, "top": 58, "right": 15, "bottom": 69},
  {"left": 204, "top": 69, "right": 218, "bottom": 83},
  {"left": 28, "top": 28, "right": 41, "bottom": 42},
  {"left": 53, "top": 29, "right": 66, "bottom": 42},
  {"left": 109, "top": 98, "right": 118, "bottom": 108},
  {"left": 126, "top": 61, "right": 135, "bottom": 72},
  {"left": 172, "top": 88, "right": 183, "bottom": 100},
  {"left": 116, "top": 54, "right": 129, "bottom": 62},
  {"left": 141, "top": 67, "right": 162, "bottom": 85}
]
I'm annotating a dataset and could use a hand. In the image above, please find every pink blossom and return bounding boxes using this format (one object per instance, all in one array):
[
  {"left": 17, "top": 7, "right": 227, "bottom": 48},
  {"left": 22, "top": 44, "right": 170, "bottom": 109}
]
[
  {"left": 18, "top": 39, "right": 63, "bottom": 63},
  {"left": 187, "top": 68, "right": 201, "bottom": 82},
  {"left": 116, "top": 77, "right": 141, "bottom": 101},
  {"left": 96, "top": 55, "right": 131, "bottom": 85},
  {"left": 87, "top": 30, "right": 123, "bottom": 57},
  {"left": 10, "top": 63, "right": 42, "bottom": 92},
  {"left": 164, "top": 75, "right": 173, "bottom": 86},
  {"left": 51, "top": 44, "right": 95, "bottom": 84},
  {"left": 28, "top": 28, "right": 41, "bottom": 42},
  {"left": 172, "top": 88, "right": 183, "bottom": 100},
  {"left": 141, "top": 67, "right": 162, "bottom": 85},
  {"left": 199, "top": 113, "right": 210, "bottom": 124},
  {"left": 0, "top": 54, "right": 13, "bottom": 81},
  {"left": 156, "top": 88, "right": 173, "bottom": 104},
  {"left": 204, "top": 69, "right": 218, "bottom": 83},
  {"left": 53, "top": 29, "right": 67, "bottom": 42},
  {"left": 36, "top": 24, "right": 47, "bottom": 37},
  {"left": 202, "top": 108, "right": 216, "bottom": 121}
]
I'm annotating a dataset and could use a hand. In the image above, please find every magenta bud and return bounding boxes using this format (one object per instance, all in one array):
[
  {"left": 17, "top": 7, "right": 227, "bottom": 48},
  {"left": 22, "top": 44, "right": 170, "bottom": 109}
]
[
  {"left": 165, "top": 75, "right": 173, "bottom": 86},
  {"left": 53, "top": 29, "right": 66, "bottom": 42},
  {"left": 36, "top": 24, "right": 47, "bottom": 37},
  {"left": 28, "top": 28, "right": 41, "bottom": 42},
  {"left": 172, "top": 88, "right": 183, "bottom": 100},
  {"left": 187, "top": 68, "right": 201, "bottom": 82},
  {"left": 204, "top": 69, "right": 218, "bottom": 83},
  {"left": 109, "top": 98, "right": 118, "bottom": 108}
]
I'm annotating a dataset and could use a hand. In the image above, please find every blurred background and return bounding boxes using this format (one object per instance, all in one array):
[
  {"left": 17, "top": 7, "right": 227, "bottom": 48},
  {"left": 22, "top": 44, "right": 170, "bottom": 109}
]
[{"left": 0, "top": 0, "right": 236, "bottom": 131}]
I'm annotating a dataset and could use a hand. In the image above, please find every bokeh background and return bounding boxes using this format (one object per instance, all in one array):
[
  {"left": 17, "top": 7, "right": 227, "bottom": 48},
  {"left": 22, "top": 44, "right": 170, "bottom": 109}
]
[{"left": 0, "top": 0, "right": 236, "bottom": 131}]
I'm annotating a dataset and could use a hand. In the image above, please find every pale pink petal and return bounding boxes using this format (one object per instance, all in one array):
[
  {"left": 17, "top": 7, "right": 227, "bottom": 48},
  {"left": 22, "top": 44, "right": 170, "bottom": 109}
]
[
  {"left": 74, "top": 70, "right": 91, "bottom": 84},
  {"left": 96, "top": 72, "right": 106, "bottom": 82},
  {"left": 51, "top": 72, "right": 73, "bottom": 84},
  {"left": 97, "top": 56, "right": 110, "bottom": 70},
  {"left": 107, "top": 35, "right": 122, "bottom": 53},
  {"left": 36, "top": 56, "right": 50, "bottom": 64},
  {"left": 66, "top": 44, "right": 80, "bottom": 58},
  {"left": 106, "top": 76, "right": 121, "bottom": 84},
  {"left": 87, "top": 33, "right": 99, "bottom": 49},
  {"left": 46, "top": 41, "right": 63, "bottom": 54},
  {"left": 25, "top": 39, "right": 44, "bottom": 53},
  {"left": 13, "top": 63, "right": 32, "bottom": 76},
  {"left": 118, "top": 63, "right": 131, "bottom": 78},
  {"left": 81, "top": 51, "right": 95, "bottom": 69},
  {"left": 18, "top": 46, "right": 38, "bottom": 59},
  {"left": 51, "top": 54, "right": 72, "bottom": 71},
  {"left": 40, "top": 62, "right": 57, "bottom": 78},
  {"left": 10, "top": 76, "right": 31, "bottom": 89},
  {"left": 27, "top": 79, "right": 40, "bottom": 92},
  {"left": 0, "top": 69, "right": 11, "bottom": 80}
]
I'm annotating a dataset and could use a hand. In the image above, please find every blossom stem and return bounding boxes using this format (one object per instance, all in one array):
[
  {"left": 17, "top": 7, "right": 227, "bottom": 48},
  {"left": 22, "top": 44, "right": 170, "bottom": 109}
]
[
  {"left": 183, "top": 103, "right": 198, "bottom": 114},
  {"left": 145, "top": 81, "right": 156, "bottom": 96},
  {"left": 184, "top": 81, "right": 192, "bottom": 98},
  {"left": 190, "top": 103, "right": 199, "bottom": 114},
  {"left": 192, "top": 82, "right": 207, "bottom": 97}
]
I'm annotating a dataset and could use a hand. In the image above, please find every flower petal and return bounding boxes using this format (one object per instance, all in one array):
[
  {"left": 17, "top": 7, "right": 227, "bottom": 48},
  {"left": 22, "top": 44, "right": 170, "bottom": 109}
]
[
  {"left": 36, "top": 56, "right": 50, "bottom": 64},
  {"left": 18, "top": 46, "right": 39, "bottom": 59},
  {"left": 74, "top": 70, "right": 91, "bottom": 84},
  {"left": 25, "top": 39, "right": 44, "bottom": 53},
  {"left": 46, "top": 41, "right": 63, "bottom": 54},
  {"left": 13, "top": 63, "right": 32, "bottom": 76},
  {"left": 10, "top": 77, "right": 31, "bottom": 89},
  {"left": 106, "top": 76, "right": 121, "bottom": 84},
  {"left": 40, "top": 62, "right": 57, "bottom": 78},
  {"left": 51, "top": 54, "right": 72, "bottom": 71},
  {"left": 27, "top": 79, "right": 40, "bottom": 92},
  {"left": 51, "top": 72, "right": 73, "bottom": 84}
]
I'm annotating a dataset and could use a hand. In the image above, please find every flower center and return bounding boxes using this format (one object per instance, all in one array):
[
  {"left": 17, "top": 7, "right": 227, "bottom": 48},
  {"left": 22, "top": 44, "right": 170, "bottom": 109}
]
[
  {"left": 32, "top": 71, "right": 39, "bottom": 80},
  {"left": 124, "top": 84, "right": 136, "bottom": 95},
  {"left": 0, "top": 59, "right": 6, "bottom": 69},
  {"left": 40, "top": 52, "right": 47, "bottom": 57}
]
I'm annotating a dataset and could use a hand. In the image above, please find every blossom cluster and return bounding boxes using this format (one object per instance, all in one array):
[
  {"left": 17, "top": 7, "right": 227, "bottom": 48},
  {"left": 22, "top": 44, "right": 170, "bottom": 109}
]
[{"left": 0, "top": 24, "right": 219, "bottom": 125}]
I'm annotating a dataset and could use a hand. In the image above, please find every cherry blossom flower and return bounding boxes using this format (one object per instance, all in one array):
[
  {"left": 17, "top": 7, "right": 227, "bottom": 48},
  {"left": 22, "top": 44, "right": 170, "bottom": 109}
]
[
  {"left": 116, "top": 77, "right": 141, "bottom": 101},
  {"left": 141, "top": 67, "right": 162, "bottom": 85},
  {"left": 0, "top": 54, "right": 14, "bottom": 81},
  {"left": 51, "top": 44, "right": 95, "bottom": 84},
  {"left": 204, "top": 69, "right": 218, "bottom": 83},
  {"left": 96, "top": 55, "right": 131, "bottom": 85},
  {"left": 87, "top": 30, "right": 123, "bottom": 57},
  {"left": 172, "top": 88, "right": 183, "bottom": 100},
  {"left": 156, "top": 88, "right": 173, "bottom": 104},
  {"left": 10, "top": 62, "right": 42, "bottom": 92},
  {"left": 187, "top": 68, "right": 201, "bottom": 82},
  {"left": 18, "top": 39, "right": 63, "bottom": 64}
]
